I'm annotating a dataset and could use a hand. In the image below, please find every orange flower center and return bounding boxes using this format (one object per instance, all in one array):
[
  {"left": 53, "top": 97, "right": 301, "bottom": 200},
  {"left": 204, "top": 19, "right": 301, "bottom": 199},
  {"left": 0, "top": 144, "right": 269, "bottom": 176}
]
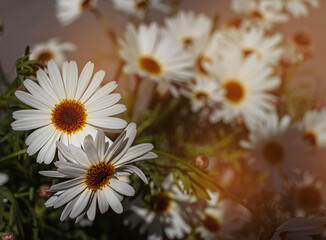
[
  {"left": 51, "top": 99, "right": 87, "bottom": 134},
  {"left": 81, "top": 0, "right": 93, "bottom": 10},
  {"left": 85, "top": 162, "right": 115, "bottom": 191},
  {"left": 37, "top": 51, "right": 53, "bottom": 62},
  {"left": 139, "top": 56, "right": 161, "bottom": 75},
  {"left": 202, "top": 214, "right": 221, "bottom": 233},
  {"left": 302, "top": 131, "right": 317, "bottom": 146},
  {"left": 196, "top": 56, "right": 211, "bottom": 75},
  {"left": 223, "top": 80, "right": 245, "bottom": 104},
  {"left": 149, "top": 194, "right": 171, "bottom": 213}
]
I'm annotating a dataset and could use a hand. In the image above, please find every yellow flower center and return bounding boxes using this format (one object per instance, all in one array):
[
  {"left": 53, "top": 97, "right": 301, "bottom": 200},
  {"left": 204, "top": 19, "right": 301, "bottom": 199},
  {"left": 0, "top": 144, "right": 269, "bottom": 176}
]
[
  {"left": 202, "top": 214, "right": 221, "bottom": 233},
  {"left": 139, "top": 56, "right": 161, "bottom": 75},
  {"left": 85, "top": 162, "right": 115, "bottom": 191},
  {"left": 262, "top": 140, "right": 284, "bottom": 165},
  {"left": 51, "top": 99, "right": 87, "bottom": 134},
  {"left": 37, "top": 51, "right": 54, "bottom": 62},
  {"left": 223, "top": 80, "right": 245, "bottom": 104}
]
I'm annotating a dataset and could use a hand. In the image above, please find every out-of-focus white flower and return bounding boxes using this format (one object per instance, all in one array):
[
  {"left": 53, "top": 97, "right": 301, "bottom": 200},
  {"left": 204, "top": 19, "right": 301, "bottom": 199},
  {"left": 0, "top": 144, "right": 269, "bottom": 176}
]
[
  {"left": 119, "top": 23, "right": 194, "bottom": 95},
  {"left": 39, "top": 126, "right": 157, "bottom": 222},
  {"left": 111, "top": 0, "right": 170, "bottom": 19},
  {"left": 29, "top": 38, "right": 76, "bottom": 66},
  {"left": 181, "top": 76, "right": 223, "bottom": 118},
  {"left": 301, "top": 109, "right": 326, "bottom": 148},
  {"left": 11, "top": 60, "right": 127, "bottom": 164},
  {"left": 240, "top": 113, "right": 309, "bottom": 190},
  {"left": 131, "top": 174, "right": 192, "bottom": 239},
  {"left": 208, "top": 47, "right": 280, "bottom": 129},
  {"left": 0, "top": 173, "right": 8, "bottom": 185},
  {"left": 230, "top": 0, "right": 289, "bottom": 30},
  {"left": 270, "top": 217, "right": 326, "bottom": 240},
  {"left": 164, "top": 10, "right": 213, "bottom": 50},
  {"left": 56, "top": 0, "right": 97, "bottom": 26},
  {"left": 284, "top": 0, "right": 320, "bottom": 18},
  {"left": 229, "top": 26, "right": 283, "bottom": 66}
]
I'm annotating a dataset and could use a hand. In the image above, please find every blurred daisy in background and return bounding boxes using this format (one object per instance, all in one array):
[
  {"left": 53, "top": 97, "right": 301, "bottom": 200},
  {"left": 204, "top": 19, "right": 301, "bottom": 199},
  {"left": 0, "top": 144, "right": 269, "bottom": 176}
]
[
  {"left": 283, "top": 0, "right": 320, "bottom": 18},
  {"left": 29, "top": 38, "right": 76, "bottom": 66},
  {"left": 39, "top": 125, "right": 157, "bottom": 222},
  {"left": 230, "top": 0, "right": 289, "bottom": 30},
  {"left": 181, "top": 76, "right": 223, "bottom": 119},
  {"left": 111, "top": 0, "right": 171, "bottom": 19},
  {"left": 164, "top": 10, "right": 213, "bottom": 50},
  {"left": 230, "top": 26, "right": 283, "bottom": 66},
  {"left": 119, "top": 23, "right": 194, "bottom": 95},
  {"left": 270, "top": 217, "right": 326, "bottom": 240},
  {"left": 56, "top": 0, "right": 98, "bottom": 26},
  {"left": 11, "top": 60, "right": 127, "bottom": 164},
  {"left": 130, "top": 174, "right": 192, "bottom": 239},
  {"left": 208, "top": 47, "right": 280, "bottom": 129},
  {"left": 240, "top": 113, "right": 309, "bottom": 190}
]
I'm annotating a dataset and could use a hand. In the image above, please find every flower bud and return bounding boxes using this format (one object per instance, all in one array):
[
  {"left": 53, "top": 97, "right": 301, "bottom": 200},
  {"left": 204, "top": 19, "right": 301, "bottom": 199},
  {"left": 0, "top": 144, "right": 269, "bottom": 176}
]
[
  {"left": 194, "top": 154, "right": 209, "bottom": 170},
  {"left": 39, "top": 184, "right": 52, "bottom": 199}
]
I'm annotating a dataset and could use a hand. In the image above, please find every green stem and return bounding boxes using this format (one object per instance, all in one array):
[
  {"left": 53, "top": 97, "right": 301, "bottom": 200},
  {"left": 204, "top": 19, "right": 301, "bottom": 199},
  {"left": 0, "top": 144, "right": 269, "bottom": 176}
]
[
  {"left": 0, "top": 149, "right": 27, "bottom": 163},
  {"left": 153, "top": 149, "right": 268, "bottom": 230}
]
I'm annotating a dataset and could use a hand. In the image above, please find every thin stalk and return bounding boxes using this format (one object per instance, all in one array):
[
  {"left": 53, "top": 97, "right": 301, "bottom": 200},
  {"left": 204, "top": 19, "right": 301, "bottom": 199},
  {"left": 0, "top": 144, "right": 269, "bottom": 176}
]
[
  {"left": 0, "top": 149, "right": 27, "bottom": 163},
  {"left": 153, "top": 149, "right": 268, "bottom": 230}
]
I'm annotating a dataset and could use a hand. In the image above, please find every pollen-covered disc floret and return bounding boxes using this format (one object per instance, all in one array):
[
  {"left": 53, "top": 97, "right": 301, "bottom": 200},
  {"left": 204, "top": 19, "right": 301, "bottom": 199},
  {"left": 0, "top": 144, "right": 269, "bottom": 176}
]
[
  {"left": 39, "top": 124, "right": 157, "bottom": 222},
  {"left": 51, "top": 99, "right": 87, "bottom": 134},
  {"left": 85, "top": 162, "right": 115, "bottom": 191},
  {"left": 11, "top": 60, "right": 127, "bottom": 164}
]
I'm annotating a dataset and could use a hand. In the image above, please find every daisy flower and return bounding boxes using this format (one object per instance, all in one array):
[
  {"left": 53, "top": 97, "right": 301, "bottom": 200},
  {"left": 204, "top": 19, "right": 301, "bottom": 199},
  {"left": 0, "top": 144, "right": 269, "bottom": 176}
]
[
  {"left": 208, "top": 47, "right": 280, "bottom": 129},
  {"left": 270, "top": 217, "right": 326, "bottom": 240},
  {"left": 11, "top": 60, "right": 127, "bottom": 164},
  {"left": 29, "top": 38, "right": 76, "bottom": 66},
  {"left": 119, "top": 23, "right": 193, "bottom": 90},
  {"left": 180, "top": 76, "right": 223, "bottom": 116},
  {"left": 56, "top": 0, "right": 97, "bottom": 26},
  {"left": 232, "top": 26, "right": 284, "bottom": 66},
  {"left": 284, "top": 0, "right": 320, "bottom": 18},
  {"left": 130, "top": 174, "right": 192, "bottom": 239},
  {"left": 164, "top": 10, "right": 213, "bottom": 49},
  {"left": 111, "top": 0, "right": 171, "bottom": 19},
  {"left": 0, "top": 173, "right": 8, "bottom": 186},
  {"left": 231, "top": 0, "right": 289, "bottom": 30},
  {"left": 39, "top": 125, "right": 157, "bottom": 222},
  {"left": 240, "top": 113, "right": 309, "bottom": 190}
]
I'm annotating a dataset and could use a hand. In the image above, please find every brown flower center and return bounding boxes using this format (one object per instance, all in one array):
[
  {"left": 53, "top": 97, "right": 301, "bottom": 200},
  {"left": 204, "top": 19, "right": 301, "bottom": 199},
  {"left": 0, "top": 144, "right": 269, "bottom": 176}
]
[
  {"left": 226, "top": 17, "right": 243, "bottom": 29},
  {"left": 51, "top": 99, "right": 87, "bottom": 134},
  {"left": 149, "top": 194, "right": 171, "bottom": 213},
  {"left": 297, "top": 186, "right": 323, "bottom": 209},
  {"left": 182, "top": 37, "right": 193, "bottom": 48},
  {"left": 293, "top": 32, "right": 311, "bottom": 47},
  {"left": 251, "top": 10, "right": 264, "bottom": 20},
  {"left": 139, "top": 56, "right": 161, "bottom": 75},
  {"left": 37, "top": 51, "right": 54, "bottom": 62},
  {"left": 223, "top": 80, "right": 245, "bottom": 104},
  {"left": 85, "top": 162, "right": 115, "bottom": 191},
  {"left": 194, "top": 91, "right": 209, "bottom": 102},
  {"left": 202, "top": 214, "right": 221, "bottom": 233},
  {"left": 302, "top": 131, "right": 317, "bottom": 146},
  {"left": 262, "top": 140, "right": 284, "bottom": 165},
  {"left": 81, "top": 0, "right": 93, "bottom": 10},
  {"left": 196, "top": 56, "right": 211, "bottom": 75},
  {"left": 135, "top": 0, "right": 149, "bottom": 9}
]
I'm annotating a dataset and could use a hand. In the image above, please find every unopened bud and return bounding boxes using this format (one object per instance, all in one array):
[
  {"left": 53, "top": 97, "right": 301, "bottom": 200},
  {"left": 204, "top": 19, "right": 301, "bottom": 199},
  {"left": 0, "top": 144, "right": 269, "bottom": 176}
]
[
  {"left": 39, "top": 184, "right": 52, "bottom": 199},
  {"left": 195, "top": 154, "right": 209, "bottom": 170}
]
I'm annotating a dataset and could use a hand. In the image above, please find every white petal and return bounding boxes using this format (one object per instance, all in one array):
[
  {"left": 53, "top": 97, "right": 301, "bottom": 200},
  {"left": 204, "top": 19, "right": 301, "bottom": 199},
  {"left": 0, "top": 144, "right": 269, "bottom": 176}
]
[
  {"left": 75, "top": 62, "right": 94, "bottom": 101},
  {"left": 47, "top": 60, "right": 66, "bottom": 100},
  {"left": 97, "top": 190, "right": 109, "bottom": 214},
  {"left": 53, "top": 184, "right": 85, "bottom": 208},
  {"left": 109, "top": 179, "right": 135, "bottom": 196},
  {"left": 103, "top": 186, "right": 123, "bottom": 214},
  {"left": 79, "top": 70, "right": 105, "bottom": 103},
  {"left": 70, "top": 188, "right": 92, "bottom": 218},
  {"left": 87, "top": 193, "right": 97, "bottom": 221}
]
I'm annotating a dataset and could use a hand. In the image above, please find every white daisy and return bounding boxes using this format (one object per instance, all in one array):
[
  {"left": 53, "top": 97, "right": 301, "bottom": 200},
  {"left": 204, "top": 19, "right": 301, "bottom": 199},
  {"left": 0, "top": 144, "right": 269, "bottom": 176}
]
[
  {"left": 11, "top": 60, "right": 127, "bottom": 164},
  {"left": 284, "top": 0, "right": 320, "bottom": 18},
  {"left": 56, "top": 0, "right": 98, "bottom": 26},
  {"left": 131, "top": 174, "right": 192, "bottom": 239},
  {"left": 301, "top": 109, "right": 326, "bottom": 148},
  {"left": 208, "top": 47, "right": 280, "bottom": 129},
  {"left": 111, "top": 0, "right": 171, "bottom": 19},
  {"left": 29, "top": 38, "right": 76, "bottom": 66},
  {"left": 164, "top": 10, "right": 213, "bottom": 50},
  {"left": 270, "top": 217, "right": 326, "bottom": 240},
  {"left": 180, "top": 76, "right": 223, "bottom": 116},
  {"left": 231, "top": 26, "right": 284, "bottom": 66},
  {"left": 39, "top": 125, "right": 157, "bottom": 222},
  {"left": 119, "top": 23, "right": 193, "bottom": 87},
  {"left": 231, "top": 0, "right": 289, "bottom": 30},
  {"left": 240, "top": 112, "right": 309, "bottom": 190}
]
